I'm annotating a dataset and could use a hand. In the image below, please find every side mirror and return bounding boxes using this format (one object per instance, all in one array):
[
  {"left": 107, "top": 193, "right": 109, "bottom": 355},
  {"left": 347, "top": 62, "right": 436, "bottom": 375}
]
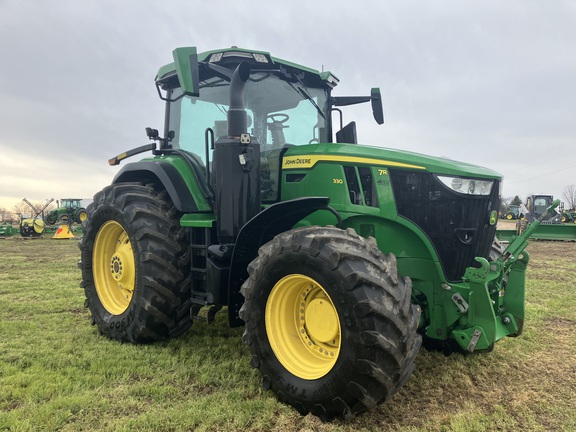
[
  {"left": 371, "top": 88, "right": 384, "bottom": 125},
  {"left": 172, "top": 47, "right": 200, "bottom": 97}
]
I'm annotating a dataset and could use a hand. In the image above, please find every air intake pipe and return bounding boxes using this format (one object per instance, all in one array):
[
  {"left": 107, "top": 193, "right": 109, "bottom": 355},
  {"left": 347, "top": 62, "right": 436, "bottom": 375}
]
[{"left": 227, "top": 61, "right": 251, "bottom": 137}]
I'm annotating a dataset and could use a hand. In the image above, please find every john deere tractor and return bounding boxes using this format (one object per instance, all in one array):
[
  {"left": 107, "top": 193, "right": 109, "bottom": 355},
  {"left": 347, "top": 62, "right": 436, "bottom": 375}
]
[
  {"left": 79, "top": 46, "right": 543, "bottom": 421},
  {"left": 45, "top": 198, "right": 87, "bottom": 225}
]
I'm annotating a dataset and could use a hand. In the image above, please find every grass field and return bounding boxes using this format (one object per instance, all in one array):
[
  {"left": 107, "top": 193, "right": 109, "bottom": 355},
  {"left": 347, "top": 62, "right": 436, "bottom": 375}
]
[{"left": 0, "top": 238, "right": 575, "bottom": 431}]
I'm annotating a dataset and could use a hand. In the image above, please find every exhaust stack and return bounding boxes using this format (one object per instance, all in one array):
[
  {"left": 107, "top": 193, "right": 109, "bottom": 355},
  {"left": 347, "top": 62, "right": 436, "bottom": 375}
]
[{"left": 212, "top": 62, "right": 261, "bottom": 244}]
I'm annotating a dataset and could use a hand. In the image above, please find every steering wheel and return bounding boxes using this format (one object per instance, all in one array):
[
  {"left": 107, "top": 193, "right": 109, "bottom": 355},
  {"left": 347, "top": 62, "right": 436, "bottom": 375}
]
[{"left": 266, "top": 113, "right": 290, "bottom": 125}]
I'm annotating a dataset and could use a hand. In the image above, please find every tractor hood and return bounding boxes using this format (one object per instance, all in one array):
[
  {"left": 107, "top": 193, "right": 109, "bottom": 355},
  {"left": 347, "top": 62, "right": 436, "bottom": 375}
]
[{"left": 281, "top": 143, "right": 502, "bottom": 180}]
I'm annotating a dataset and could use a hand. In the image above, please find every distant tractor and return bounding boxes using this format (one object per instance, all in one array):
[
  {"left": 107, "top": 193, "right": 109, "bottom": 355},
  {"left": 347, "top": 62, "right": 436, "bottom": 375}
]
[
  {"left": 558, "top": 203, "right": 576, "bottom": 223},
  {"left": 502, "top": 204, "right": 520, "bottom": 220},
  {"left": 45, "top": 199, "right": 87, "bottom": 225},
  {"left": 79, "top": 46, "right": 542, "bottom": 421},
  {"left": 562, "top": 211, "right": 576, "bottom": 223}
]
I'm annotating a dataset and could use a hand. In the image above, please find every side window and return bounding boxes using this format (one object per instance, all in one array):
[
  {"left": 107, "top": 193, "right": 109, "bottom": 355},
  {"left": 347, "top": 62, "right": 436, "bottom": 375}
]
[
  {"left": 173, "top": 97, "right": 256, "bottom": 165},
  {"left": 534, "top": 198, "right": 547, "bottom": 207},
  {"left": 176, "top": 99, "right": 226, "bottom": 165}
]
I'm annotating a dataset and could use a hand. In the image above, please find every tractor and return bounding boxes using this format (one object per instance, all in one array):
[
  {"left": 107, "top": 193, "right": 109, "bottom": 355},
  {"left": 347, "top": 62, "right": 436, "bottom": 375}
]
[
  {"left": 79, "top": 46, "right": 542, "bottom": 421},
  {"left": 501, "top": 204, "right": 520, "bottom": 220},
  {"left": 45, "top": 198, "right": 87, "bottom": 225}
]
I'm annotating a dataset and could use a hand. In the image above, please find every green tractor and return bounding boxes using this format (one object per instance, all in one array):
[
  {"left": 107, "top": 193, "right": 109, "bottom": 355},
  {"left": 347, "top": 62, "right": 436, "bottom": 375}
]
[
  {"left": 502, "top": 204, "right": 520, "bottom": 220},
  {"left": 79, "top": 46, "right": 544, "bottom": 421},
  {"left": 45, "top": 198, "right": 87, "bottom": 225}
]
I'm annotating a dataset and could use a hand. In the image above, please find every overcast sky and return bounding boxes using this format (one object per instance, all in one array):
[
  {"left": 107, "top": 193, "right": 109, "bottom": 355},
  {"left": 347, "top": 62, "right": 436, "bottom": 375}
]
[{"left": 1, "top": 0, "right": 575, "bottom": 212}]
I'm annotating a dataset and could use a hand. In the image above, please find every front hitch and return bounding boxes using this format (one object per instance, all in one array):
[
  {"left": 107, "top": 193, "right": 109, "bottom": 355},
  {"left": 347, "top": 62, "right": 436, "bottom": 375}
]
[{"left": 448, "top": 203, "right": 560, "bottom": 352}]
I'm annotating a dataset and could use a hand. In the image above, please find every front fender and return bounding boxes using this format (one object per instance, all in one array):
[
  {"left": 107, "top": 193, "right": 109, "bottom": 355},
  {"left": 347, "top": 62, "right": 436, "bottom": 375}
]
[
  {"left": 227, "top": 197, "right": 340, "bottom": 326},
  {"left": 113, "top": 160, "right": 200, "bottom": 213}
]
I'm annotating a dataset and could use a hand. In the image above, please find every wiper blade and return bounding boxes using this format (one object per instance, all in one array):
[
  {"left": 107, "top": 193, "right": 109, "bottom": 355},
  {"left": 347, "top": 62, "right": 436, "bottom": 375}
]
[{"left": 288, "top": 80, "right": 326, "bottom": 120}]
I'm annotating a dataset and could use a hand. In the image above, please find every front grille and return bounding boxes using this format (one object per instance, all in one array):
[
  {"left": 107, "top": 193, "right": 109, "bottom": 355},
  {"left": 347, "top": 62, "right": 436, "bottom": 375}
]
[{"left": 389, "top": 170, "right": 499, "bottom": 282}]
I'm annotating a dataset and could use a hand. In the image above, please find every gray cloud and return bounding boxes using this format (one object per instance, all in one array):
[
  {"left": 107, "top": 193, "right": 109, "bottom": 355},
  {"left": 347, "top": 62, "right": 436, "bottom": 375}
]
[{"left": 0, "top": 0, "right": 574, "bottom": 208}]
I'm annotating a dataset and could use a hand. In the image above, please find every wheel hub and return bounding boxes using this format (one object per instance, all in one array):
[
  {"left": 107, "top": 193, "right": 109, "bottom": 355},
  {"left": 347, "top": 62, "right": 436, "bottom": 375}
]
[
  {"left": 266, "top": 274, "right": 341, "bottom": 380},
  {"left": 305, "top": 298, "right": 339, "bottom": 343},
  {"left": 110, "top": 254, "right": 124, "bottom": 280}
]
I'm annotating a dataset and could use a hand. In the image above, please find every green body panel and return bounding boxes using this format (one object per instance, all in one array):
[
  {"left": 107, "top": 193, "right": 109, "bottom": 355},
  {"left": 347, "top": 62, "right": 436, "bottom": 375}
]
[
  {"left": 281, "top": 143, "right": 501, "bottom": 179},
  {"left": 172, "top": 47, "right": 199, "bottom": 97},
  {"left": 140, "top": 154, "right": 212, "bottom": 212},
  {"left": 180, "top": 213, "right": 215, "bottom": 228},
  {"left": 276, "top": 142, "right": 528, "bottom": 349},
  {"left": 496, "top": 224, "right": 576, "bottom": 241}
]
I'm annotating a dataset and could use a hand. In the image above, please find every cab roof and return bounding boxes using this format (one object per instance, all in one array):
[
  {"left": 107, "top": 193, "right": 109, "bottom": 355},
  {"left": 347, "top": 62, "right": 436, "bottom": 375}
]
[{"left": 155, "top": 46, "right": 339, "bottom": 88}]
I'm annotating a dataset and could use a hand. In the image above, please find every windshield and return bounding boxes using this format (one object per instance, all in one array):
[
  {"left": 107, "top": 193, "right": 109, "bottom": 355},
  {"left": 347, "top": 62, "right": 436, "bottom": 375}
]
[{"left": 167, "top": 72, "right": 330, "bottom": 164}]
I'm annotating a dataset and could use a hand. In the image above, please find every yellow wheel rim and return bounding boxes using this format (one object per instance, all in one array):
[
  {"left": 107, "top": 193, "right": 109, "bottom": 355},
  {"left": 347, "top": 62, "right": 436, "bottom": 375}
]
[
  {"left": 506, "top": 214, "right": 513, "bottom": 220},
  {"left": 265, "top": 274, "right": 341, "bottom": 380},
  {"left": 93, "top": 221, "right": 135, "bottom": 315},
  {"left": 79, "top": 211, "right": 88, "bottom": 222}
]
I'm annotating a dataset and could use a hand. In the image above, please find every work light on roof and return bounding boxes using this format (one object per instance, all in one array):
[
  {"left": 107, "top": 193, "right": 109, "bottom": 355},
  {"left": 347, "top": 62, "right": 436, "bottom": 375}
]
[
  {"left": 252, "top": 53, "right": 269, "bottom": 63},
  {"left": 208, "top": 52, "right": 223, "bottom": 62},
  {"left": 209, "top": 51, "right": 269, "bottom": 64}
]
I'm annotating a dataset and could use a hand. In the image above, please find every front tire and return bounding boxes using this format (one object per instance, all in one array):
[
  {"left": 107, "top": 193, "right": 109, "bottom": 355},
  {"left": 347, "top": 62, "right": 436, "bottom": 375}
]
[
  {"left": 79, "top": 183, "right": 191, "bottom": 343},
  {"left": 240, "top": 227, "right": 421, "bottom": 421}
]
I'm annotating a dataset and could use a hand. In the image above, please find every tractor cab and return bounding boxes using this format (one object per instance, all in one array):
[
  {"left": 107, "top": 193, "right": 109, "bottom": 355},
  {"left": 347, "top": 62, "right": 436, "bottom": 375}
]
[
  {"left": 154, "top": 47, "right": 382, "bottom": 202},
  {"left": 59, "top": 198, "right": 82, "bottom": 209},
  {"left": 156, "top": 47, "right": 381, "bottom": 149}
]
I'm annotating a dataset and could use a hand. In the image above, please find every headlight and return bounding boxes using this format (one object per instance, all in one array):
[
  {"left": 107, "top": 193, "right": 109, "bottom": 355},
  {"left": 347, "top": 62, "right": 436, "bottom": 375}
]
[{"left": 437, "top": 176, "right": 494, "bottom": 196}]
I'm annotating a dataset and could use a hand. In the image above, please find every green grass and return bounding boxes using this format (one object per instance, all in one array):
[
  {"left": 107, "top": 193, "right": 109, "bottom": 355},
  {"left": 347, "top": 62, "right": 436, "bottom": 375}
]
[{"left": 0, "top": 239, "right": 575, "bottom": 431}]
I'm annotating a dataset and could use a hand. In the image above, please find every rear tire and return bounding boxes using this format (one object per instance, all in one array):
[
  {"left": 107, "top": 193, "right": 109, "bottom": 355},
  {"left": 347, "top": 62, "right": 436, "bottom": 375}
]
[
  {"left": 240, "top": 226, "right": 421, "bottom": 421},
  {"left": 79, "top": 183, "right": 191, "bottom": 343},
  {"left": 45, "top": 213, "right": 58, "bottom": 225}
]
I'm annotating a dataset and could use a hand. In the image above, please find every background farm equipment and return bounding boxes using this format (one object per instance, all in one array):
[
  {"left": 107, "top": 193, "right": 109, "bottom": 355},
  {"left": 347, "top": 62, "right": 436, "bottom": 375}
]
[
  {"left": 0, "top": 224, "right": 18, "bottom": 238},
  {"left": 559, "top": 202, "right": 576, "bottom": 223},
  {"left": 501, "top": 204, "right": 521, "bottom": 220},
  {"left": 18, "top": 198, "right": 53, "bottom": 237},
  {"left": 45, "top": 199, "right": 87, "bottom": 225},
  {"left": 496, "top": 196, "right": 576, "bottom": 242},
  {"left": 520, "top": 195, "right": 562, "bottom": 224}
]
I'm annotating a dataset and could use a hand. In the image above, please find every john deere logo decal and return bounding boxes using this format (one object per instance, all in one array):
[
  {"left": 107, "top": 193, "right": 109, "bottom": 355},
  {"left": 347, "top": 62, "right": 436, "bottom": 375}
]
[{"left": 489, "top": 211, "right": 497, "bottom": 225}]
